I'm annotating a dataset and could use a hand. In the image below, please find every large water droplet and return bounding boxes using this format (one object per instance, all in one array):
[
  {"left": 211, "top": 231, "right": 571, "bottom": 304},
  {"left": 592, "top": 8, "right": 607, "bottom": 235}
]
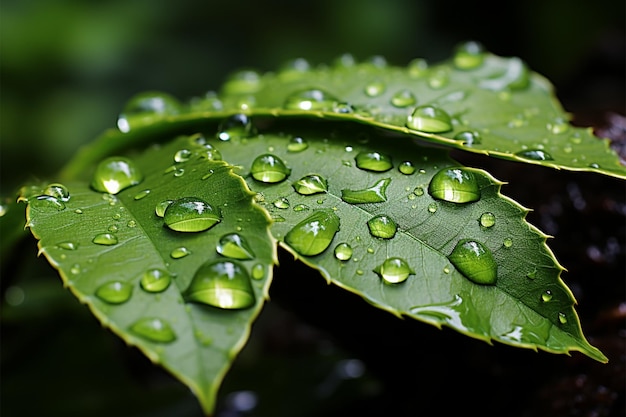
[
  {"left": 334, "top": 243, "right": 353, "bottom": 261},
  {"left": 355, "top": 151, "right": 393, "bottom": 172},
  {"left": 140, "top": 269, "right": 173, "bottom": 293},
  {"left": 292, "top": 174, "right": 328, "bottom": 195},
  {"left": 250, "top": 154, "right": 291, "bottom": 183},
  {"left": 341, "top": 178, "right": 391, "bottom": 204},
  {"left": 428, "top": 168, "right": 480, "bottom": 203},
  {"left": 374, "top": 258, "right": 414, "bottom": 284},
  {"left": 95, "top": 281, "right": 132, "bottom": 304},
  {"left": 448, "top": 239, "right": 497, "bottom": 285},
  {"left": 287, "top": 136, "right": 309, "bottom": 152},
  {"left": 284, "top": 209, "right": 340, "bottom": 256},
  {"left": 406, "top": 106, "right": 453, "bottom": 133},
  {"left": 515, "top": 149, "right": 554, "bottom": 161},
  {"left": 130, "top": 317, "right": 176, "bottom": 343},
  {"left": 117, "top": 91, "right": 182, "bottom": 133},
  {"left": 164, "top": 197, "right": 221, "bottom": 232},
  {"left": 92, "top": 233, "right": 118, "bottom": 246},
  {"left": 184, "top": 260, "right": 255, "bottom": 309},
  {"left": 284, "top": 89, "right": 339, "bottom": 111},
  {"left": 30, "top": 195, "right": 66, "bottom": 211},
  {"left": 217, "top": 114, "right": 256, "bottom": 141},
  {"left": 367, "top": 215, "right": 397, "bottom": 239},
  {"left": 453, "top": 41, "right": 485, "bottom": 70},
  {"left": 91, "top": 157, "right": 143, "bottom": 194},
  {"left": 43, "top": 183, "right": 70, "bottom": 201},
  {"left": 390, "top": 89, "right": 417, "bottom": 108},
  {"left": 216, "top": 233, "right": 255, "bottom": 260}
]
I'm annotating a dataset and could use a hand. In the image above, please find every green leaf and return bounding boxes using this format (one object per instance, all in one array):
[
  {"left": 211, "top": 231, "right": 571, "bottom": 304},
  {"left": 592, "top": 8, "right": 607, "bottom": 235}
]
[
  {"left": 196, "top": 119, "right": 606, "bottom": 363},
  {"left": 21, "top": 135, "right": 277, "bottom": 415}
]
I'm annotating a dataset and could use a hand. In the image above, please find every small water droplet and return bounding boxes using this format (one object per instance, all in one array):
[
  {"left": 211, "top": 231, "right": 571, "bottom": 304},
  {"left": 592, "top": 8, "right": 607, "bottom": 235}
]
[
  {"left": 428, "top": 168, "right": 480, "bottom": 203},
  {"left": 127, "top": 220, "right": 136, "bottom": 228},
  {"left": 355, "top": 151, "right": 393, "bottom": 172},
  {"left": 70, "top": 263, "right": 81, "bottom": 275},
  {"left": 250, "top": 154, "right": 291, "bottom": 183},
  {"left": 558, "top": 312, "right": 567, "bottom": 324},
  {"left": 406, "top": 105, "right": 453, "bottom": 133},
  {"left": 173, "top": 168, "right": 185, "bottom": 177},
  {"left": 448, "top": 239, "right": 497, "bottom": 285},
  {"left": 95, "top": 281, "right": 132, "bottom": 304},
  {"left": 170, "top": 247, "right": 191, "bottom": 259},
  {"left": 503, "top": 237, "right": 513, "bottom": 248},
  {"left": 293, "top": 204, "right": 310, "bottom": 212},
  {"left": 155, "top": 200, "right": 174, "bottom": 217},
  {"left": 443, "top": 266, "right": 451, "bottom": 274},
  {"left": 91, "top": 157, "right": 143, "bottom": 194},
  {"left": 74, "top": 208, "right": 83, "bottom": 214},
  {"left": 273, "top": 197, "right": 290, "bottom": 209},
  {"left": 547, "top": 118, "right": 570, "bottom": 135},
  {"left": 541, "top": 290, "right": 553, "bottom": 302},
  {"left": 43, "top": 183, "right": 70, "bottom": 201},
  {"left": 364, "top": 81, "right": 385, "bottom": 97},
  {"left": 287, "top": 136, "right": 308, "bottom": 152},
  {"left": 164, "top": 197, "right": 221, "bottom": 232},
  {"left": 367, "top": 215, "right": 397, "bottom": 239},
  {"left": 341, "top": 178, "right": 391, "bottom": 204},
  {"left": 515, "top": 149, "right": 554, "bottom": 161},
  {"left": 108, "top": 225, "right": 119, "bottom": 233},
  {"left": 141, "top": 269, "right": 173, "bottom": 293},
  {"left": 427, "top": 202, "right": 438, "bottom": 213},
  {"left": 57, "top": 241, "right": 78, "bottom": 250},
  {"left": 374, "top": 258, "right": 414, "bottom": 284},
  {"left": 428, "top": 69, "right": 449, "bottom": 89},
  {"left": 292, "top": 174, "right": 328, "bottom": 195},
  {"left": 284, "top": 88, "right": 339, "bottom": 111},
  {"left": 251, "top": 263, "right": 265, "bottom": 280},
  {"left": 184, "top": 260, "right": 255, "bottom": 309},
  {"left": 479, "top": 212, "right": 496, "bottom": 228},
  {"left": 390, "top": 89, "right": 417, "bottom": 108},
  {"left": 92, "top": 233, "right": 118, "bottom": 246},
  {"left": 217, "top": 114, "right": 256, "bottom": 141},
  {"left": 117, "top": 92, "right": 182, "bottom": 133},
  {"left": 174, "top": 149, "right": 192, "bottom": 163},
  {"left": 398, "top": 161, "right": 416, "bottom": 175},
  {"left": 222, "top": 69, "right": 262, "bottom": 95},
  {"left": 129, "top": 317, "right": 176, "bottom": 343},
  {"left": 284, "top": 209, "right": 340, "bottom": 256},
  {"left": 454, "top": 130, "right": 482, "bottom": 146},
  {"left": 526, "top": 269, "right": 537, "bottom": 280},
  {"left": 134, "top": 189, "right": 151, "bottom": 200},
  {"left": 216, "top": 233, "right": 255, "bottom": 260},
  {"left": 30, "top": 195, "right": 66, "bottom": 211},
  {"left": 453, "top": 41, "right": 485, "bottom": 70},
  {"left": 333, "top": 243, "right": 353, "bottom": 261}
]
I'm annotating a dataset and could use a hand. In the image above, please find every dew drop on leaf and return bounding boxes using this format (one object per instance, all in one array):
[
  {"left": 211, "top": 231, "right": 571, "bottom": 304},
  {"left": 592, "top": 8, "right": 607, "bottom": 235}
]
[
  {"left": 448, "top": 239, "right": 497, "bottom": 285},
  {"left": 367, "top": 215, "right": 397, "bottom": 239},
  {"left": 292, "top": 174, "right": 328, "bottom": 195},
  {"left": 174, "top": 149, "right": 192, "bottom": 163},
  {"left": 541, "top": 290, "right": 553, "bottom": 302},
  {"left": 284, "top": 88, "right": 339, "bottom": 111},
  {"left": 164, "top": 197, "right": 221, "bottom": 232},
  {"left": 287, "top": 136, "right": 309, "bottom": 152},
  {"left": 92, "top": 233, "right": 118, "bottom": 246},
  {"left": 170, "top": 247, "right": 191, "bottom": 259},
  {"left": 333, "top": 242, "right": 353, "bottom": 261},
  {"left": 251, "top": 263, "right": 265, "bottom": 280},
  {"left": 398, "top": 161, "right": 416, "bottom": 175},
  {"left": 217, "top": 114, "right": 256, "bottom": 141},
  {"left": 406, "top": 105, "right": 453, "bottom": 133},
  {"left": 341, "top": 178, "right": 391, "bottom": 204},
  {"left": 364, "top": 81, "right": 386, "bottom": 97},
  {"left": 250, "top": 154, "right": 291, "bottom": 183},
  {"left": 390, "top": 89, "right": 417, "bottom": 108},
  {"left": 117, "top": 91, "right": 182, "bottom": 133},
  {"left": 515, "top": 149, "right": 554, "bottom": 161},
  {"left": 503, "top": 237, "right": 513, "bottom": 248},
  {"left": 140, "top": 269, "right": 173, "bottom": 293},
  {"left": 91, "top": 156, "right": 143, "bottom": 195},
  {"left": 413, "top": 187, "right": 425, "bottom": 197},
  {"left": 284, "top": 209, "right": 340, "bottom": 256},
  {"left": 453, "top": 41, "right": 485, "bottom": 70},
  {"left": 293, "top": 204, "right": 310, "bottom": 212},
  {"left": 155, "top": 200, "right": 174, "bottom": 217},
  {"left": 273, "top": 197, "right": 290, "bottom": 209},
  {"left": 427, "top": 202, "right": 438, "bottom": 213},
  {"left": 216, "top": 233, "right": 255, "bottom": 260},
  {"left": 374, "top": 257, "right": 414, "bottom": 284},
  {"left": 479, "top": 212, "right": 496, "bottom": 228},
  {"left": 129, "top": 317, "right": 176, "bottom": 343},
  {"left": 355, "top": 151, "right": 393, "bottom": 172},
  {"left": 30, "top": 195, "right": 66, "bottom": 211},
  {"left": 57, "top": 241, "right": 78, "bottom": 250},
  {"left": 428, "top": 168, "right": 480, "bottom": 203},
  {"left": 184, "top": 260, "right": 255, "bottom": 310},
  {"left": 134, "top": 189, "right": 151, "bottom": 200},
  {"left": 454, "top": 130, "right": 482, "bottom": 146},
  {"left": 43, "top": 183, "right": 70, "bottom": 201},
  {"left": 427, "top": 70, "right": 449, "bottom": 89},
  {"left": 222, "top": 69, "right": 262, "bottom": 95},
  {"left": 558, "top": 312, "right": 568, "bottom": 324},
  {"left": 95, "top": 281, "right": 133, "bottom": 304}
]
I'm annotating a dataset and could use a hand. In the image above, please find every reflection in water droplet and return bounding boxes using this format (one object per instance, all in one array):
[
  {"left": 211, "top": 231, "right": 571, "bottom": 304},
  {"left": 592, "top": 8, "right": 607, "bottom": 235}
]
[
  {"left": 164, "top": 197, "right": 221, "bottom": 232},
  {"left": 117, "top": 92, "right": 181, "bottom": 133},
  {"left": 134, "top": 189, "right": 151, "bottom": 200},
  {"left": 515, "top": 149, "right": 554, "bottom": 161},
  {"left": 130, "top": 317, "right": 176, "bottom": 343},
  {"left": 406, "top": 106, "right": 453, "bottom": 133},
  {"left": 558, "top": 312, "right": 567, "bottom": 324},
  {"left": 453, "top": 41, "right": 485, "bottom": 70},
  {"left": 374, "top": 258, "right": 414, "bottom": 284},
  {"left": 428, "top": 168, "right": 480, "bottom": 203},
  {"left": 293, "top": 204, "right": 309, "bottom": 212},
  {"left": 454, "top": 131, "right": 482, "bottom": 146},
  {"left": 364, "top": 81, "right": 385, "bottom": 97},
  {"left": 174, "top": 149, "right": 192, "bottom": 163},
  {"left": 284, "top": 89, "right": 339, "bottom": 111},
  {"left": 341, "top": 178, "right": 391, "bottom": 204},
  {"left": 251, "top": 263, "right": 265, "bottom": 280},
  {"left": 287, "top": 136, "right": 309, "bottom": 152},
  {"left": 250, "top": 154, "right": 291, "bottom": 183},
  {"left": 184, "top": 260, "right": 255, "bottom": 309},
  {"left": 95, "top": 281, "right": 133, "bottom": 304},
  {"left": 91, "top": 157, "right": 143, "bottom": 194},
  {"left": 292, "top": 174, "right": 328, "bottom": 195},
  {"left": 334, "top": 243, "right": 353, "bottom": 261},
  {"left": 57, "top": 241, "right": 78, "bottom": 250},
  {"left": 398, "top": 161, "right": 416, "bottom": 175},
  {"left": 273, "top": 197, "right": 290, "bottom": 209},
  {"left": 217, "top": 114, "right": 256, "bottom": 141},
  {"left": 43, "top": 183, "right": 70, "bottom": 201},
  {"left": 479, "top": 212, "right": 496, "bottom": 228},
  {"left": 448, "top": 239, "right": 497, "bottom": 285},
  {"left": 479, "top": 57, "right": 529, "bottom": 91},
  {"left": 284, "top": 209, "right": 340, "bottom": 256},
  {"left": 367, "top": 215, "right": 397, "bottom": 239},
  {"left": 155, "top": 200, "right": 174, "bottom": 217},
  {"left": 355, "top": 151, "right": 393, "bottom": 172},
  {"left": 92, "top": 233, "right": 118, "bottom": 246},
  {"left": 30, "top": 195, "right": 66, "bottom": 211},
  {"left": 216, "top": 233, "right": 255, "bottom": 260},
  {"left": 141, "top": 269, "right": 173, "bottom": 293},
  {"left": 541, "top": 290, "right": 553, "bottom": 302},
  {"left": 390, "top": 89, "right": 417, "bottom": 108},
  {"left": 170, "top": 247, "right": 191, "bottom": 259}
]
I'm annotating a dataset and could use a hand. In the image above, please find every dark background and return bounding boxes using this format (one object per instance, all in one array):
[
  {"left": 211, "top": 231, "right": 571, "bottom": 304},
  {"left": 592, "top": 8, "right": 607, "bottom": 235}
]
[{"left": 1, "top": 0, "right": 624, "bottom": 416}]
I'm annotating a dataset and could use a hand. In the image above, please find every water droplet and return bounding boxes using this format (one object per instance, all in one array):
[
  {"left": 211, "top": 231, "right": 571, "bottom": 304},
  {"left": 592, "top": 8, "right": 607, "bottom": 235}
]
[
  {"left": 173, "top": 168, "right": 185, "bottom": 177},
  {"left": 184, "top": 260, "right": 255, "bottom": 309},
  {"left": 364, "top": 81, "right": 385, "bottom": 97},
  {"left": 170, "top": 247, "right": 191, "bottom": 259},
  {"left": 174, "top": 149, "right": 192, "bottom": 163},
  {"left": 57, "top": 241, "right": 78, "bottom": 250},
  {"left": 355, "top": 151, "right": 393, "bottom": 172},
  {"left": 108, "top": 225, "right": 119, "bottom": 233},
  {"left": 292, "top": 174, "right": 328, "bottom": 195},
  {"left": 334, "top": 243, "right": 353, "bottom": 261},
  {"left": 427, "top": 202, "right": 438, "bottom": 213},
  {"left": 222, "top": 69, "right": 262, "bottom": 95},
  {"left": 547, "top": 118, "right": 570, "bottom": 135},
  {"left": 134, "top": 189, "right": 151, "bottom": 200},
  {"left": 273, "top": 197, "right": 290, "bottom": 209},
  {"left": 117, "top": 92, "right": 182, "bottom": 133},
  {"left": 454, "top": 130, "right": 482, "bottom": 146},
  {"left": 428, "top": 168, "right": 480, "bottom": 203},
  {"left": 155, "top": 200, "right": 174, "bottom": 217},
  {"left": 284, "top": 209, "right": 340, "bottom": 256},
  {"left": 367, "top": 215, "right": 397, "bottom": 239},
  {"left": 127, "top": 220, "right": 136, "bottom": 228},
  {"left": 250, "top": 154, "right": 291, "bottom": 183},
  {"left": 92, "top": 233, "right": 118, "bottom": 246},
  {"left": 216, "top": 233, "right": 255, "bottom": 260},
  {"left": 217, "top": 114, "right": 256, "bottom": 141},
  {"left": 541, "top": 290, "right": 553, "bottom": 302},
  {"left": 448, "top": 239, "right": 497, "bottom": 285},
  {"left": 453, "top": 41, "right": 485, "bottom": 70},
  {"left": 374, "top": 258, "right": 414, "bottom": 284},
  {"left": 30, "top": 195, "right": 66, "bottom": 211},
  {"left": 479, "top": 57, "right": 529, "bottom": 91},
  {"left": 479, "top": 212, "right": 496, "bottom": 228},
  {"left": 284, "top": 89, "right": 339, "bottom": 111},
  {"left": 95, "top": 281, "right": 132, "bottom": 304},
  {"left": 398, "top": 161, "right": 416, "bottom": 175},
  {"left": 43, "top": 183, "right": 70, "bottom": 201},
  {"left": 251, "top": 263, "right": 265, "bottom": 280},
  {"left": 293, "top": 204, "right": 310, "bottom": 212},
  {"left": 427, "top": 70, "right": 449, "bottom": 89},
  {"left": 526, "top": 269, "right": 537, "bottom": 280},
  {"left": 91, "top": 157, "right": 143, "bottom": 194},
  {"left": 406, "top": 106, "right": 453, "bottom": 133},
  {"left": 503, "top": 237, "right": 513, "bottom": 248},
  {"left": 164, "top": 197, "right": 221, "bottom": 232},
  {"left": 558, "top": 312, "right": 567, "bottom": 324},
  {"left": 390, "top": 89, "right": 417, "bottom": 108},
  {"left": 129, "top": 317, "right": 176, "bottom": 343},
  {"left": 515, "top": 149, "right": 554, "bottom": 161},
  {"left": 341, "top": 178, "right": 391, "bottom": 204},
  {"left": 141, "top": 269, "right": 173, "bottom": 293},
  {"left": 287, "top": 136, "right": 308, "bottom": 152}
]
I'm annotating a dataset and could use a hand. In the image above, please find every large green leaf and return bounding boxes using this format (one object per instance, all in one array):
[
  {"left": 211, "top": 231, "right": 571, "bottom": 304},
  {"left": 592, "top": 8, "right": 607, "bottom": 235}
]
[
  {"left": 191, "top": 119, "right": 606, "bottom": 362},
  {"left": 21, "top": 136, "right": 277, "bottom": 415}
]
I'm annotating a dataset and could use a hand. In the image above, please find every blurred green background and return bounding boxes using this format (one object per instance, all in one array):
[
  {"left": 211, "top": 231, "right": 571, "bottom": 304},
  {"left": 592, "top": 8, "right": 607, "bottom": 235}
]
[{"left": 1, "top": 1, "right": 624, "bottom": 416}]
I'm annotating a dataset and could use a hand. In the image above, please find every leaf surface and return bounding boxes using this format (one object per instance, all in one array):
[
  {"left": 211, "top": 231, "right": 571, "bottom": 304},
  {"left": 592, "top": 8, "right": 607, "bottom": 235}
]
[{"left": 21, "top": 136, "right": 277, "bottom": 415}]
